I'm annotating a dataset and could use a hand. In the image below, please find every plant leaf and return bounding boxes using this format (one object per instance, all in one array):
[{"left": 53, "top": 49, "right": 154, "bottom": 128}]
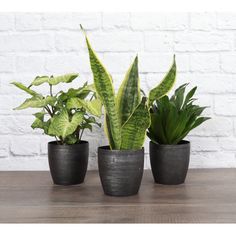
[
  {"left": 148, "top": 55, "right": 176, "bottom": 106},
  {"left": 120, "top": 97, "right": 151, "bottom": 150},
  {"left": 14, "top": 96, "right": 56, "bottom": 110},
  {"left": 48, "top": 109, "right": 84, "bottom": 139},
  {"left": 116, "top": 56, "right": 141, "bottom": 125},
  {"left": 30, "top": 74, "right": 79, "bottom": 86},
  {"left": 11, "top": 82, "right": 39, "bottom": 96},
  {"left": 82, "top": 26, "right": 121, "bottom": 149}
]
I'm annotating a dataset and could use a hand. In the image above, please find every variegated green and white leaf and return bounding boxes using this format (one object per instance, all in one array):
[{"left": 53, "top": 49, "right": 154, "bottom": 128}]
[
  {"left": 48, "top": 109, "right": 84, "bottom": 139},
  {"left": 30, "top": 73, "right": 79, "bottom": 87},
  {"left": 66, "top": 97, "right": 102, "bottom": 117},
  {"left": 82, "top": 26, "right": 121, "bottom": 149},
  {"left": 14, "top": 96, "right": 56, "bottom": 110},
  {"left": 148, "top": 55, "right": 176, "bottom": 106},
  {"left": 11, "top": 82, "right": 39, "bottom": 96},
  {"left": 120, "top": 97, "right": 151, "bottom": 150},
  {"left": 116, "top": 56, "right": 141, "bottom": 125}
]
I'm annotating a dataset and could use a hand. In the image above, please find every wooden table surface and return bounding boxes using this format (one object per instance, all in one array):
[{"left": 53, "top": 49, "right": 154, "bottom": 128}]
[{"left": 0, "top": 169, "right": 235, "bottom": 223}]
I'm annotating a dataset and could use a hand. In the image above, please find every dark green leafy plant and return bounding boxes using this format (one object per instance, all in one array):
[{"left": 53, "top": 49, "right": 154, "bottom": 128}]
[
  {"left": 147, "top": 83, "right": 210, "bottom": 145},
  {"left": 12, "top": 74, "right": 102, "bottom": 145}
]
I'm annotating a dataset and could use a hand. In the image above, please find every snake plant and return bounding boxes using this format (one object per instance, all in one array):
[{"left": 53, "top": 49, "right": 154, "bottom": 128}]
[
  {"left": 82, "top": 26, "right": 176, "bottom": 150},
  {"left": 148, "top": 84, "right": 211, "bottom": 145},
  {"left": 12, "top": 74, "right": 102, "bottom": 145}
]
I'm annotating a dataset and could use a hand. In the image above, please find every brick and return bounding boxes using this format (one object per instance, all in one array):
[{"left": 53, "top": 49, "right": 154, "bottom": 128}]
[
  {"left": 0, "top": 116, "right": 40, "bottom": 135},
  {"left": 221, "top": 54, "right": 236, "bottom": 73},
  {"left": 190, "top": 152, "right": 236, "bottom": 168},
  {"left": 190, "top": 53, "right": 220, "bottom": 72},
  {"left": 0, "top": 95, "right": 14, "bottom": 114},
  {"left": 217, "top": 13, "right": 236, "bottom": 29},
  {"left": 144, "top": 32, "right": 174, "bottom": 52},
  {"left": 131, "top": 13, "right": 188, "bottom": 31},
  {"left": 0, "top": 56, "right": 14, "bottom": 73},
  {"left": 15, "top": 13, "right": 41, "bottom": 31},
  {"left": 42, "top": 13, "right": 101, "bottom": 30},
  {"left": 139, "top": 53, "right": 188, "bottom": 73},
  {"left": 220, "top": 138, "right": 236, "bottom": 151},
  {"left": 0, "top": 158, "right": 49, "bottom": 170},
  {"left": 0, "top": 34, "right": 54, "bottom": 52},
  {"left": 174, "top": 32, "right": 233, "bottom": 52},
  {"left": 102, "top": 53, "right": 132, "bottom": 73},
  {"left": 188, "top": 137, "right": 219, "bottom": 152},
  {"left": 102, "top": 13, "right": 130, "bottom": 30},
  {"left": 0, "top": 14, "right": 14, "bottom": 31},
  {"left": 10, "top": 136, "right": 40, "bottom": 156},
  {"left": 0, "top": 137, "right": 9, "bottom": 158},
  {"left": 40, "top": 135, "right": 54, "bottom": 155},
  {"left": 190, "top": 13, "right": 216, "bottom": 31},
  {"left": 55, "top": 32, "right": 85, "bottom": 52},
  {"left": 88, "top": 32, "right": 143, "bottom": 52},
  {"left": 188, "top": 74, "right": 236, "bottom": 94},
  {"left": 16, "top": 56, "right": 45, "bottom": 73},
  {"left": 45, "top": 55, "right": 87, "bottom": 73},
  {"left": 214, "top": 95, "right": 236, "bottom": 116},
  {"left": 190, "top": 117, "right": 233, "bottom": 137}
]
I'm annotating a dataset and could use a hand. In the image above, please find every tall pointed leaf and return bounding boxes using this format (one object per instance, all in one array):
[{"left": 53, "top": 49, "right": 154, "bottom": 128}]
[
  {"left": 82, "top": 26, "right": 121, "bottom": 149},
  {"left": 116, "top": 56, "right": 141, "bottom": 125},
  {"left": 120, "top": 97, "right": 151, "bottom": 150},
  {"left": 148, "top": 55, "right": 176, "bottom": 106}
]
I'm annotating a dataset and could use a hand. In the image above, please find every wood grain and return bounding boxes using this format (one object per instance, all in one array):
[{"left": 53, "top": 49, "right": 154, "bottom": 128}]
[{"left": 0, "top": 169, "right": 235, "bottom": 223}]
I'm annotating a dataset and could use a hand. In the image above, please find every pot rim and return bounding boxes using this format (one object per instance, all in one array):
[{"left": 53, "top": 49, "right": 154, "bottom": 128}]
[
  {"left": 48, "top": 140, "right": 88, "bottom": 146},
  {"left": 98, "top": 145, "right": 144, "bottom": 154},
  {"left": 150, "top": 140, "right": 190, "bottom": 149}
]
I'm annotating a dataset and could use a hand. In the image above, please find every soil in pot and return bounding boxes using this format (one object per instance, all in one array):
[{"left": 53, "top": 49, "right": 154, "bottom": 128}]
[
  {"left": 149, "top": 140, "right": 190, "bottom": 185},
  {"left": 48, "top": 141, "right": 89, "bottom": 185},
  {"left": 98, "top": 146, "right": 144, "bottom": 197}
]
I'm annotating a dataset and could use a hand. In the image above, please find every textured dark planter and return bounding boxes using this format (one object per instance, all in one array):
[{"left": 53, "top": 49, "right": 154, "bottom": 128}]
[
  {"left": 150, "top": 140, "right": 190, "bottom": 185},
  {"left": 48, "top": 141, "right": 88, "bottom": 185},
  {"left": 98, "top": 146, "right": 144, "bottom": 197}
]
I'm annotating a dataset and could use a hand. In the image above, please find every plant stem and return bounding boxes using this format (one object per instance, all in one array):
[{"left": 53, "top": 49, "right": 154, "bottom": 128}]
[
  {"left": 50, "top": 84, "right": 53, "bottom": 97},
  {"left": 79, "top": 128, "right": 84, "bottom": 141},
  {"left": 45, "top": 106, "right": 53, "bottom": 117}
]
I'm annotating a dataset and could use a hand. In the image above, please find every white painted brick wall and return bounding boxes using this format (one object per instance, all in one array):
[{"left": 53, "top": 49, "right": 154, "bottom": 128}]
[{"left": 0, "top": 12, "right": 236, "bottom": 170}]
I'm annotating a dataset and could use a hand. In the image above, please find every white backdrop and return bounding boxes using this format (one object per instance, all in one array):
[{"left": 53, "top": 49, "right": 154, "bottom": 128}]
[{"left": 0, "top": 12, "right": 235, "bottom": 170}]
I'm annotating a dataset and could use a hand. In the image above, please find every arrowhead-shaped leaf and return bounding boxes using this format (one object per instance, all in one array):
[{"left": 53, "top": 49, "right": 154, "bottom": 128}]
[
  {"left": 11, "top": 82, "right": 39, "bottom": 96},
  {"left": 48, "top": 109, "right": 84, "bottom": 139},
  {"left": 14, "top": 96, "right": 56, "bottom": 110},
  {"left": 30, "top": 73, "right": 79, "bottom": 87}
]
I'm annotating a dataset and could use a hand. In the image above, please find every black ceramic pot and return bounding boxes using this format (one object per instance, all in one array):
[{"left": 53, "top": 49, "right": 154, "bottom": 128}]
[
  {"left": 150, "top": 140, "right": 190, "bottom": 185},
  {"left": 48, "top": 141, "right": 88, "bottom": 185},
  {"left": 98, "top": 146, "right": 144, "bottom": 197}
]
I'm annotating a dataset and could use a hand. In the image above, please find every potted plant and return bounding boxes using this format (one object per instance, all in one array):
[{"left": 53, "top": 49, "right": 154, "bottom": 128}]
[
  {"left": 12, "top": 74, "right": 101, "bottom": 185},
  {"left": 82, "top": 26, "right": 176, "bottom": 196},
  {"left": 148, "top": 83, "right": 210, "bottom": 185}
]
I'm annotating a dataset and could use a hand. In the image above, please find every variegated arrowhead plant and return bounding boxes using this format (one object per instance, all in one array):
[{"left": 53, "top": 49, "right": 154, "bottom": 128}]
[
  {"left": 12, "top": 74, "right": 102, "bottom": 145},
  {"left": 82, "top": 25, "right": 176, "bottom": 150}
]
